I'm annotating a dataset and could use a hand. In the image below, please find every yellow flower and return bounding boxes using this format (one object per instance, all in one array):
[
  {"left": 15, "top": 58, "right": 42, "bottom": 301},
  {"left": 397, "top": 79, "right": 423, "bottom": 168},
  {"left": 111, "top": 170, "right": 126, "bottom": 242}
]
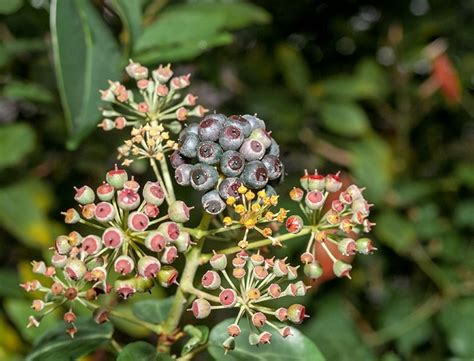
[
  {"left": 245, "top": 191, "right": 255, "bottom": 201},
  {"left": 262, "top": 227, "right": 273, "bottom": 237},
  {"left": 238, "top": 185, "right": 248, "bottom": 194},
  {"left": 251, "top": 203, "right": 261, "bottom": 212},
  {"left": 235, "top": 205, "right": 245, "bottom": 214},
  {"left": 226, "top": 196, "right": 236, "bottom": 206},
  {"left": 223, "top": 217, "right": 233, "bottom": 226},
  {"left": 264, "top": 211, "right": 274, "bottom": 221},
  {"left": 257, "top": 190, "right": 266, "bottom": 198}
]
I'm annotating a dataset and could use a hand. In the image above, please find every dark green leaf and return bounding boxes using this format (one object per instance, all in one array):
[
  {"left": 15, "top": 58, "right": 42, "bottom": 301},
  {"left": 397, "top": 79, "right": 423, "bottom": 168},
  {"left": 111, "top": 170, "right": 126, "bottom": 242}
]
[
  {"left": 349, "top": 135, "right": 393, "bottom": 202},
  {"left": 132, "top": 297, "right": 173, "bottom": 324},
  {"left": 276, "top": 43, "right": 310, "bottom": 94},
  {"left": 319, "top": 102, "right": 370, "bottom": 137},
  {"left": 112, "top": 0, "right": 143, "bottom": 49},
  {"left": 0, "top": 0, "right": 22, "bottom": 15},
  {"left": 51, "top": 0, "right": 121, "bottom": 149},
  {"left": 208, "top": 318, "right": 325, "bottom": 361},
  {"left": 303, "top": 293, "right": 376, "bottom": 361},
  {"left": 0, "top": 179, "right": 56, "bottom": 248},
  {"left": 438, "top": 298, "right": 474, "bottom": 357},
  {"left": 3, "top": 82, "right": 53, "bottom": 104},
  {"left": 0, "top": 269, "right": 22, "bottom": 298},
  {"left": 375, "top": 211, "right": 417, "bottom": 253},
  {"left": 118, "top": 341, "right": 156, "bottom": 361},
  {"left": 182, "top": 325, "right": 209, "bottom": 355},
  {"left": 0, "top": 123, "right": 35, "bottom": 170},
  {"left": 26, "top": 318, "right": 113, "bottom": 361}
]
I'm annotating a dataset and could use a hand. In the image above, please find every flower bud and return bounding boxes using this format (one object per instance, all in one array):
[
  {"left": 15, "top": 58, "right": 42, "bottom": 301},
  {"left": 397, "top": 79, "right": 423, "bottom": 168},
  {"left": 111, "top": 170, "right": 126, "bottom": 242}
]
[
  {"left": 161, "top": 246, "right": 178, "bottom": 264},
  {"left": 252, "top": 312, "right": 267, "bottom": 327},
  {"left": 63, "top": 208, "right": 80, "bottom": 224},
  {"left": 81, "top": 235, "right": 102, "bottom": 256},
  {"left": 305, "top": 190, "right": 325, "bottom": 210},
  {"left": 219, "top": 289, "right": 237, "bottom": 307},
  {"left": 64, "top": 259, "right": 87, "bottom": 280},
  {"left": 117, "top": 188, "right": 140, "bottom": 210},
  {"left": 258, "top": 331, "right": 272, "bottom": 344},
  {"left": 332, "top": 200, "right": 345, "bottom": 213},
  {"left": 128, "top": 212, "right": 149, "bottom": 232},
  {"left": 64, "top": 310, "right": 76, "bottom": 323},
  {"left": 268, "top": 283, "right": 282, "bottom": 298},
  {"left": 31, "top": 299, "right": 45, "bottom": 312},
  {"left": 74, "top": 186, "right": 95, "bottom": 205},
  {"left": 287, "top": 304, "right": 306, "bottom": 324},
  {"left": 158, "top": 222, "right": 180, "bottom": 243},
  {"left": 223, "top": 336, "right": 235, "bottom": 353},
  {"left": 250, "top": 253, "right": 264, "bottom": 266},
  {"left": 152, "top": 64, "right": 173, "bottom": 83},
  {"left": 274, "top": 307, "right": 288, "bottom": 322},
  {"left": 338, "top": 238, "right": 357, "bottom": 256},
  {"left": 81, "top": 203, "right": 96, "bottom": 220},
  {"left": 201, "top": 270, "right": 221, "bottom": 290},
  {"left": 289, "top": 187, "right": 304, "bottom": 202},
  {"left": 143, "top": 181, "right": 165, "bottom": 206},
  {"left": 168, "top": 200, "right": 191, "bottom": 223},
  {"left": 106, "top": 165, "right": 128, "bottom": 189},
  {"left": 93, "top": 308, "right": 109, "bottom": 324},
  {"left": 339, "top": 191, "right": 352, "bottom": 204},
  {"left": 304, "top": 262, "right": 323, "bottom": 279},
  {"left": 96, "top": 182, "right": 114, "bottom": 201},
  {"left": 210, "top": 253, "right": 227, "bottom": 271},
  {"left": 287, "top": 266, "right": 299, "bottom": 280},
  {"left": 307, "top": 174, "right": 325, "bottom": 191},
  {"left": 102, "top": 227, "right": 125, "bottom": 249},
  {"left": 300, "top": 252, "right": 314, "bottom": 264},
  {"left": 191, "top": 299, "right": 211, "bottom": 319},
  {"left": 94, "top": 202, "right": 115, "bottom": 223},
  {"left": 157, "top": 266, "right": 179, "bottom": 287},
  {"left": 145, "top": 231, "right": 167, "bottom": 252},
  {"left": 253, "top": 265, "right": 268, "bottom": 280},
  {"left": 285, "top": 215, "right": 304, "bottom": 234},
  {"left": 114, "top": 255, "right": 135, "bottom": 275},
  {"left": 325, "top": 173, "right": 342, "bottom": 192},
  {"left": 227, "top": 324, "right": 241, "bottom": 337},
  {"left": 115, "top": 278, "right": 136, "bottom": 299},
  {"left": 333, "top": 260, "right": 352, "bottom": 278},
  {"left": 356, "top": 238, "right": 377, "bottom": 254}
]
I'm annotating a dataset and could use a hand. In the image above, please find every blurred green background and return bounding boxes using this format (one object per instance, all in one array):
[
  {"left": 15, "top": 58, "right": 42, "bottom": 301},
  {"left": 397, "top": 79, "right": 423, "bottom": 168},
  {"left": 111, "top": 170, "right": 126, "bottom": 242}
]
[{"left": 1, "top": 0, "right": 473, "bottom": 360}]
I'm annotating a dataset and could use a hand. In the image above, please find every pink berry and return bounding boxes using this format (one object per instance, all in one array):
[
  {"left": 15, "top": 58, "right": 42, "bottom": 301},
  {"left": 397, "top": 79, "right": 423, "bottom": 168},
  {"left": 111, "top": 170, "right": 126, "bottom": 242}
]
[
  {"left": 285, "top": 215, "right": 304, "bottom": 234},
  {"left": 201, "top": 270, "right": 221, "bottom": 290},
  {"left": 144, "top": 231, "right": 166, "bottom": 252},
  {"left": 161, "top": 246, "right": 178, "bottom": 264},
  {"left": 219, "top": 289, "right": 237, "bottom": 307},
  {"left": 94, "top": 202, "right": 115, "bottom": 223},
  {"left": 143, "top": 181, "right": 165, "bottom": 206},
  {"left": 102, "top": 227, "right": 124, "bottom": 249},
  {"left": 144, "top": 203, "right": 159, "bottom": 218},
  {"left": 287, "top": 304, "right": 306, "bottom": 324},
  {"left": 137, "top": 256, "right": 161, "bottom": 278},
  {"left": 96, "top": 182, "right": 114, "bottom": 201},
  {"left": 117, "top": 188, "right": 140, "bottom": 210},
  {"left": 305, "top": 190, "right": 325, "bottom": 210},
  {"left": 191, "top": 299, "right": 211, "bottom": 319},
  {"left": 106, "top": 165, "right": 128, "bottom": 189},
  {"left": 128, "top": 212, "right": 149, "bottom": 232},
  {"left": 252, "top": 312, "right": 267, "bottom": 327},
  {"left": 74, "top": 185, "right": 95, "bottom": 205},
  {"left": 268, "top": 283, "right": 282, "bottom": 298},
  {"left": 158, "top": 222, "right": 180, "bottom": 242},
  {"left": 81, "top": 235, "right": 102, "bottom": 255},
  {"left": 114, "top": 255, "right": 135, "bottom": 275}
]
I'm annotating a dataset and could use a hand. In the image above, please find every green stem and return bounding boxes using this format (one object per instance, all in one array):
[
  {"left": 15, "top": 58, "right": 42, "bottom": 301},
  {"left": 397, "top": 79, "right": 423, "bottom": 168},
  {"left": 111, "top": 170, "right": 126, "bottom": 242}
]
[
  {"left": 150, "top": 158, "right": 170, "bottom": 203},
  {"left": 158, "top": 213, "right": 212, "bottom": 353},
  {"left": 158, "top": 153, "right": 176, "bottom": 202}
]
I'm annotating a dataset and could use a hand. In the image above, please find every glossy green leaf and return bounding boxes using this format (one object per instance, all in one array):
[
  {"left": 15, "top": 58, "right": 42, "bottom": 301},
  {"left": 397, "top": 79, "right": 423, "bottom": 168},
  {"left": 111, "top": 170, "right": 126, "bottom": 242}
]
[
  {"left": 0, "top": 123, "right": 35, "bottom": 170},
  {"left": 0, "top": 0, "right": 22, "bottom": 15},
  {"left": 118, "top": 341, "right": 156, "bottom": 361},
  {"left": 112, "top": 0, "right": 143, "bottom": 49},
  {"left": 349, "top": 135, "right": 393, "bottom": 202},
  {"left": 375, "top": 211, "right": 417, "bottom": 253},
  {"left": 50, "top": 0, "right": 121, "bottom": 149},
  {"left": 0, "top": 179, "right": 56, "bottom": 248},
  {"left": 182, "top": 325, "right": 209, "bottom": 355},
  {"left": 132, "top": 297, "right": 173, "bottom": 324},
  {"left": 4, "top": 298, "right": 60, "bottom": 343},
  {"left": 303, "top": 293, "right": 376, "bottom": 361},
  {"left": 438, "top": 298, "right": 474, "bottom": 357},
  {"left": 26, "top": 318, "right": 113, "bottom": 361},
  {"left": 276, "top": 43, "right": 310, "bottom": 94},
  {"left": 208, "top": 318, "right": 325, "bottom": 361},
  {"left": 3, "top": 82, "right": 53, "bottom": 104},
  {"left": 319, "top": 102, "right": 370, "bottom": 137}
]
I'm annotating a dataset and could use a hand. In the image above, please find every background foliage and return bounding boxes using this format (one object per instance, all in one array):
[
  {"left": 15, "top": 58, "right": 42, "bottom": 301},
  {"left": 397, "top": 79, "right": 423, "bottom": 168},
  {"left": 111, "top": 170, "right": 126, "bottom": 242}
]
[{"left": 1, "top": 0, "right": 473, "bottom": 360}]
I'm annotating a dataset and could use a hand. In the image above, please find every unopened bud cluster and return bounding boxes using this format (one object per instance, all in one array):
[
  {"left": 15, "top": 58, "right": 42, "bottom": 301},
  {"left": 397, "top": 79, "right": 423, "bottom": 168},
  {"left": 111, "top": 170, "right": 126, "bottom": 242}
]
[
  {"left": 189, "top": 251, "right": 308, "bottom": 352},
  {"left": 172, "top": 113, "right": 283, "bottom": 214},
  {"left": 287, "top": 171, "right": 376, "bottom": 280},
  {"left": 99, "top": 61, "right": 207, "bottom": 165}
]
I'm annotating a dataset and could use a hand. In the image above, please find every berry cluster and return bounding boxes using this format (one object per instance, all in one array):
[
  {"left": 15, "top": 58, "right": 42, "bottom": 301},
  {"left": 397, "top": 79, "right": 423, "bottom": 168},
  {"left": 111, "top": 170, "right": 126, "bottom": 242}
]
[
  {"left": 190, "top": 251, "right": 308, "bottom": 352},
  {"left": 99, "top": 61, "right": 207, "bottom": 165},
  {"left": 286, "top": 171, "right": 377, "bottom": 280},
  {"left": 223, "top": 186, "right": 288, "bottom": 249},
  {"left": 171, "top": 113, "right": 283, "bottom": 215}
]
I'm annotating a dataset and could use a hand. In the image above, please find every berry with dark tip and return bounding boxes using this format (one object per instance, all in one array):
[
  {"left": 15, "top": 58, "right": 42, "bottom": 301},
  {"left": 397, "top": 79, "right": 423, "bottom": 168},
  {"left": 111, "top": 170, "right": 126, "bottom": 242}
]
[
  {"left": 197, "top": 141, "right": 223, "bottom": 165},
  {"left": 198, "top": 116, "right": 224, "bottom": 141},
  {"left": 219, "top": 125, "right": 244, "bottom": 150},
  {"left": 262, "top": 154, "right": 283, "bottom": 180},
  {"left": 249, "top": 128, "right": 272, "bottom": 149},
  {"left": 178, "top": 133, "right": 199, "bottom": 158},
  {"left": 241, "top": 161, "right": 268, "bottom": 189},
  {"left": 175, "top": 164, "right": 193, "bottom": 186},
  {"left": 218, "top": 177, "right": 243, "bottom": 200},
  {"left": 190, "top": 163, "right": 219, "bottom": 191},
  {"left": 202, "top": 190, "right": 226, "bottom": 215},
  {"left": 220, "top": 150, "right": 245, "bottom": 177},
  {"left": 242, "top": 114, "right": 266, "bottom": 130},
  {"left": 225, "top": 115, "right": 252, "bottom": 137},
  {"left": 169, "top": 150, "right": 187, "bottom": 169},
  {"left": 239, "top": 139, "right": 265, "bottom": 161}
]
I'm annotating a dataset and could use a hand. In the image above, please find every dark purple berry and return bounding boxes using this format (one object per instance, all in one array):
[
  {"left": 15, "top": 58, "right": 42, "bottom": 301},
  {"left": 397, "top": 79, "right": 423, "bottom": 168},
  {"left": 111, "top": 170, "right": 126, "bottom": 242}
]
[
  {"left": 197, "top": 141, "right": 223, "bottom": 165},
  {"left": 219, "top": 125, "right": 244, "bottom": 150},
  {"left": 242, "top": 114, "right": 266, "bottom": 130},
  {"left": 170, "top": 150, "right": 187, "bottom": 169},
  {"left": 198, "top": 116, "right": 224, "bottom": 141},
  {"left": 218, "top": 177, "right": 243, "bottom": 200},
  {"left": 268, "top": 139, "right": 280, "bottom": 157},
  {"left": 175, "top": 164, "right": 193, "bottom": 186},
  {"left": 241, "top": 161, "right": 268, "bottom": 189},
  {"left": 220, "top": 150, "right": 245, "bottom": 177},
  {"left": 239, "top": 139, "right": 265, "bottom": 161},
  {"left": 225, "top": 115, "right": 252, "bottom": 137},
  {"left": 262, "top": 154, "right": 283, "bottom": 180},
  {"left": 202, "top": 190, "right": 226, "bottom": 215},
  {"left": 190, "top": 163, "right": 219, "bottom": 191},
  {"left": 179, "top": 133, "right": 199, "bottom": 158}
]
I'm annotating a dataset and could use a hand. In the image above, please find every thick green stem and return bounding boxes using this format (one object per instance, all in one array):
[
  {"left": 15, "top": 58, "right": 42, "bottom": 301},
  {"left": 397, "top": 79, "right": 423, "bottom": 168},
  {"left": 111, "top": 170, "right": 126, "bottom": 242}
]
[{"left": 159, "top": 154, "right": 176, "bottom": 202}]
